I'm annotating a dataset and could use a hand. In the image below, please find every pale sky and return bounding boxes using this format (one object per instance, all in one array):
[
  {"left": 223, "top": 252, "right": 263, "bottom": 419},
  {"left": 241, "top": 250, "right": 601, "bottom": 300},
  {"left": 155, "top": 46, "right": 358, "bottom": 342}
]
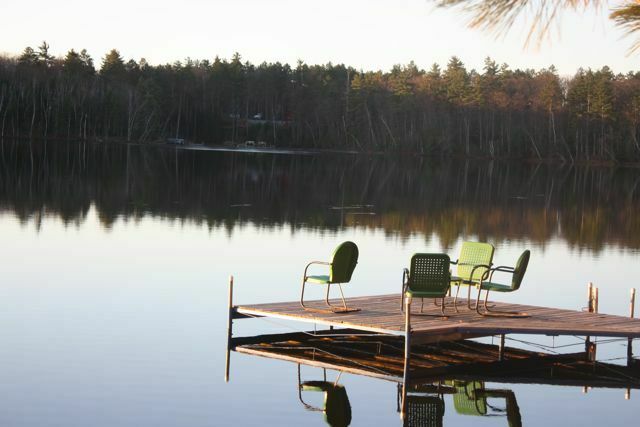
[{"left": 0, "top": 0, "right": 637, "bottom": 76}]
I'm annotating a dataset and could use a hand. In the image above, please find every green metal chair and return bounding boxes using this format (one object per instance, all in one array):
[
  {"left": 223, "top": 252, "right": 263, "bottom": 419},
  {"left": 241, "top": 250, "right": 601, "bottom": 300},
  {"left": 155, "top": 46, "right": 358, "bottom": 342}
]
[
  {"left": 475, "top": 250, "right": 531, "bottom": 317},
  {"left": 298, "top": 365, "right": 352, "bottom": 427},
  {"left": 301, "top": 241, "right": 360, "bottom": 313},
  {"left": 397, "top": 383, "right": 446, "bottom": 427},
  {"left": 401, "top": 253, "right": 451, "bottom": 318},
  {"left": 450, "top": 241, "right": 495, "bottom": 312},
  {"left": 451, "top": 380, "right": 487, "bottom": 415},
  {"left": 403, "top": 395, "right": 445, "bottom": 427},
  {"left": 450, "top": 380, "right": 522, "bottom": 427}
]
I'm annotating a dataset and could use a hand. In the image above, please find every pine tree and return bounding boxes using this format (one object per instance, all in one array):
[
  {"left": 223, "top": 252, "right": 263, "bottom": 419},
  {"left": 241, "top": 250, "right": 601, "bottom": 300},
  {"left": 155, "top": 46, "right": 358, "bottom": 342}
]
[{"left": 101, "top": 49, "right": 126, "bottom": 79}]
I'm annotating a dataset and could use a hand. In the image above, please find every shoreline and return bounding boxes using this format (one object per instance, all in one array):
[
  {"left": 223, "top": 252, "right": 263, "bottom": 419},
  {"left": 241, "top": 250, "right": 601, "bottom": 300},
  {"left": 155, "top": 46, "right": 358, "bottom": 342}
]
[{"left": 3, "top": 136, "right": 640, "bottom": 168}]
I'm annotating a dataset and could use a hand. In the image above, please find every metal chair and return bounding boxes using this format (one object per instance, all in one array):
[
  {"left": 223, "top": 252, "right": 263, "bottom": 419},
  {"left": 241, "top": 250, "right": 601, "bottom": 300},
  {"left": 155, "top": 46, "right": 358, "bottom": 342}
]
[
  {"left": 401, "top": 253, "right": 451, "bottom": 318},
  {"left": 475, "top": 250, "right": 531, "bottom": 317},
  {"left": 450, "top": 241, "right": 495, "bottom": 312},
  {"left": 301, "top": 241, "right": 360, "bottom": 313}
]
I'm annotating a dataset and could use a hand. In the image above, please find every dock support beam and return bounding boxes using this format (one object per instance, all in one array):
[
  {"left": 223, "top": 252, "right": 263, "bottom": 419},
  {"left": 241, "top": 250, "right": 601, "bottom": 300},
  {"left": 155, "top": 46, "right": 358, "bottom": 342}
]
[
  {"left": 629, "top": 288, "right": 636, "bottom": 368},
  {"left": 585, "top": 283, "right": 598, "bottom": 362},
  {"left": 498, "top": 334, "right": 505, "bottom": 361},
  {"left": 225, "top": 275, "right": 234, "bottom": 382},
  {"left": 400, "top": 295, "right": 412, "bottom": 420}
]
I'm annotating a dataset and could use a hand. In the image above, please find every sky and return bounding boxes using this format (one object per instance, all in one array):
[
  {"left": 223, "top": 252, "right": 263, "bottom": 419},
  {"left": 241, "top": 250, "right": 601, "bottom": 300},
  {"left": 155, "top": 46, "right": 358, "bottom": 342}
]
[{"left": 0, "top": 0, "right": 638, "bottom": 76}]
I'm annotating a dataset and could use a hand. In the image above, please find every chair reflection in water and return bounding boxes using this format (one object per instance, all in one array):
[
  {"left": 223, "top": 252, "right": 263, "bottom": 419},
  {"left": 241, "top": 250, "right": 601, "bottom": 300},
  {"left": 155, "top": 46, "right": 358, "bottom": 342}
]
[
  {"left": 451, "top": 380, "right": 522, "bottom": 427},
  {"left": 297, "top": 365, "right": 352, "bottom": 427},
  {"left": 397, "top": 383, "right": 446, "bottom": 427}
]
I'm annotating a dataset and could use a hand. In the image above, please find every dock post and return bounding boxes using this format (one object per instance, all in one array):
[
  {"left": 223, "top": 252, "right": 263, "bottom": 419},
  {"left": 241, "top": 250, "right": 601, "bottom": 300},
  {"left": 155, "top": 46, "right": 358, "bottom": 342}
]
[
  {"left": 498, "top": 334, "right": 505, "bottom": 361},
  {"left": 628, "top": 288, "right": 636, "bottom": 368},
  {"left": 400, "top": 295, "right": 412, "bottom": 420},
  {"left": 585, "top": 283, "right": 597, "bottom": 362},
  {"left": 225, "top": 275, "right": 234, "bottom": 382}
]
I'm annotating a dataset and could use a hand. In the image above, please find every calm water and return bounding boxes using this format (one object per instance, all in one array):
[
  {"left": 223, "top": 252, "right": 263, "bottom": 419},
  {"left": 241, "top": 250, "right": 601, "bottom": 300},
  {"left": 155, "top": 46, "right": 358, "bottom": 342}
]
[{"left": 1, "top": 140, "right": 638, "bottom": 426}]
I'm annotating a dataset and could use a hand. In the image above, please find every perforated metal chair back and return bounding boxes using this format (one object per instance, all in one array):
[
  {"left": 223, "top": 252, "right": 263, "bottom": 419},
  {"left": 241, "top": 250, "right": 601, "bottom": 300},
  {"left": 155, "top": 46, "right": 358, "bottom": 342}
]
[
  {"left": 404, "top": 395, "right": 445, "bottom": 427},
  {"left": 510, "top": 250, "right": 530, "bottom": 291},
  {"left": 329, "top": 241, "right": 359, "bottom": 284},
  {"left": 457, "top": 242, "right": 495, "bottom": 282},
  {"left": 452, "top": 381, "right": 487, "bottom": 416},
  {"left": 407, "top": 253, "right": 451, "bottom": 296}
]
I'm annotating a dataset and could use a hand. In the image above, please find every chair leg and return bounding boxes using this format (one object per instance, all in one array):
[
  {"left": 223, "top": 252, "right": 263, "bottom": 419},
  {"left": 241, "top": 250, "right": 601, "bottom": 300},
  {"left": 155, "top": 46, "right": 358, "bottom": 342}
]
[
  {"left": 338, "top": 284, "right": 348, "bottom": 311},
  {"left": 479, "top": 289, "right": 530, "bottom": 318},
  {"left": 467, "top": 285, "right": 473, "bottom": 309},
  {"left": 410, "top": 297, "right": 448, "bottom": 319},
  {"left": 300, "top": 277, "right": 308, "bottom": 309},
  {"left": 453, "top": 284, "right": 461, "bottom": 313},
  {"left": 325, "top": 283, "right": 332, "bottom": 308},
  {"left": 326, "top": 283, "right": 360, "bottom": 313},
  {"left": 475, "top": 286, "right": 484, "bottom": 315}
]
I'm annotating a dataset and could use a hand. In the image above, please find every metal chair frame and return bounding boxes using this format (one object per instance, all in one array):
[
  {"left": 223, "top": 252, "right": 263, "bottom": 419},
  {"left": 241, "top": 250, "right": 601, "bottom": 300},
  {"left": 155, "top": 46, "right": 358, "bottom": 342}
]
[
  {"left": 400, "top": 254, "right": 451, "bottom": 319},
  {"left": 474, "top": 251, "right": 530, "bottom": 318},
  {"left": 301, "top": 261, "right": 358, "bottom": 313},
  {"left": 449, "top": 242, "right": 495, "bottom": 313},
  {"left": 300, "top": 241, "right": 360, "bottom": 314}
]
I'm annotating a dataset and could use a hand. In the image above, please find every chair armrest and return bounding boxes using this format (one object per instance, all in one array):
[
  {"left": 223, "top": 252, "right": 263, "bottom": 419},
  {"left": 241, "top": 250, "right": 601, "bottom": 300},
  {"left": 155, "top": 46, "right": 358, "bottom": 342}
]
[
  {"left": 491, "top": 266, "right": 515, "bottom": 273},
  {"left": 449, "top": 259, "right": 459, "bottom": 265},
  {"left": 303, "top": 261, "right": 331, "bottom": 279},
  {"left": 402, "top": 268, "right": 410, "bottom": 287},
  {"left": 485, "top": 265, "right": 515, "bottom": 283},
  {"left": 470, "top": 264, "right": 492, "bottom": 283}
]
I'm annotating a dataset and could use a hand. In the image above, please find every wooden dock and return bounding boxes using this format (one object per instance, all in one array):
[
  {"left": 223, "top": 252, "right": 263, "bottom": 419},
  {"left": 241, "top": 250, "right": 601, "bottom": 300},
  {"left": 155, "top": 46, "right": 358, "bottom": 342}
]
[
  {"left": 233, "top": 294, "right": 640, "bottom": 342},
  {"left": 226, "top": 285, "right": 640, "bottom": 416}
]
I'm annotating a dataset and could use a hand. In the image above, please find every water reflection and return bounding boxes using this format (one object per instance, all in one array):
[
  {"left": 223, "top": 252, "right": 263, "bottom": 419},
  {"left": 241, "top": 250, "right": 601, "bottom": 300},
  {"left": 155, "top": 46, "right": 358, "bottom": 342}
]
[
  {"left": 298, "top": 366, "right": 352, "bottom": 427},
  {"left": 399, "top": 381, "right": 521, "bottom": 427},
  {"left": 229, "top": 331, "right": 640, "bottom": 426},
  {"left": 2, "top": 139, "right": 640, "bottom": 251}
]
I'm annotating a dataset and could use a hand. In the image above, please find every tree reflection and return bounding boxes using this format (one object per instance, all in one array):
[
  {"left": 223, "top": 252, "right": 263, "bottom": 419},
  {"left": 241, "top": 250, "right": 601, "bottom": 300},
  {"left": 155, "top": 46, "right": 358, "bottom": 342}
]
[{"left": 1, "top": 139, "right": 639, "bottom": 251}]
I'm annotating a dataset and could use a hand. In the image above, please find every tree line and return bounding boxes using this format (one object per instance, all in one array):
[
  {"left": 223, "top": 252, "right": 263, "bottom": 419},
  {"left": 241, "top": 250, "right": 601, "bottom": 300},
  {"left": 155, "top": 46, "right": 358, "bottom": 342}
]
[{"left": 1, "top": 42, "right": 640, "bottom": 161}]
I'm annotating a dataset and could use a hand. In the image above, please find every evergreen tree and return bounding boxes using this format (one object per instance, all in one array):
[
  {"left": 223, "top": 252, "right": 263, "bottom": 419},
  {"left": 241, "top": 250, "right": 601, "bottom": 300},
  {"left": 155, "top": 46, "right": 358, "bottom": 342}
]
[{"left": 101, "top": 49, "right": 126, "bottom": 79}]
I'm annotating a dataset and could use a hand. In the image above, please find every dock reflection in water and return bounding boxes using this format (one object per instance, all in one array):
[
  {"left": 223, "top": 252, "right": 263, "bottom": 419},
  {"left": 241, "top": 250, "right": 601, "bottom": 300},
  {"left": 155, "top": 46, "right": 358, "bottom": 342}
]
[{"left": 228, "top": 331, "right": 640, "bottom": 426}]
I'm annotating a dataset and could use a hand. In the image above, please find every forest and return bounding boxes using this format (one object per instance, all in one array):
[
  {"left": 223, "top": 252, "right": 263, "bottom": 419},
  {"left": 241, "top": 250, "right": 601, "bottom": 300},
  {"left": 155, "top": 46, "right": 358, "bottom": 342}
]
[{"left": 1, "top": 42, "right": 640, "bottom": 162}]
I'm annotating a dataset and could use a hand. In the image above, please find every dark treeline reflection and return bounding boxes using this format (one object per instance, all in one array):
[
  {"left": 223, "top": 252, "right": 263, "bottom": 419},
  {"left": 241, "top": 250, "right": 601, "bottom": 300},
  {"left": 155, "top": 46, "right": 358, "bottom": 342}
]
[{"left": 1, "top": 139, "right": 639, "bottom": 251}]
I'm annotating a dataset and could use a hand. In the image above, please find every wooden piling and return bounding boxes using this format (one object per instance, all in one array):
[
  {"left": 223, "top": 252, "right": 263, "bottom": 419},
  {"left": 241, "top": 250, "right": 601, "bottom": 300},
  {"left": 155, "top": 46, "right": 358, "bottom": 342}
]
[
  {"left": 585, "top": 283, "right": 594, "bottom": 361},
  {"left": 400, "top": 295, "right": 412, "bottom": 420},
  {"left": 629, "top": 288, "right": 636, "bottom": 368},
  {"left": 225, "top": 275, "right": 234, "bottom": 382}
]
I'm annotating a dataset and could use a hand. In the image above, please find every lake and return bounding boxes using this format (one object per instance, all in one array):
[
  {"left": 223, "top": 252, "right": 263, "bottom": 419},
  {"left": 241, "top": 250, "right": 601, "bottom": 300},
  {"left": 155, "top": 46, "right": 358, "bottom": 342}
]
[{"left": 0, "top": 140, "right": 638, "bottom": 426}]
